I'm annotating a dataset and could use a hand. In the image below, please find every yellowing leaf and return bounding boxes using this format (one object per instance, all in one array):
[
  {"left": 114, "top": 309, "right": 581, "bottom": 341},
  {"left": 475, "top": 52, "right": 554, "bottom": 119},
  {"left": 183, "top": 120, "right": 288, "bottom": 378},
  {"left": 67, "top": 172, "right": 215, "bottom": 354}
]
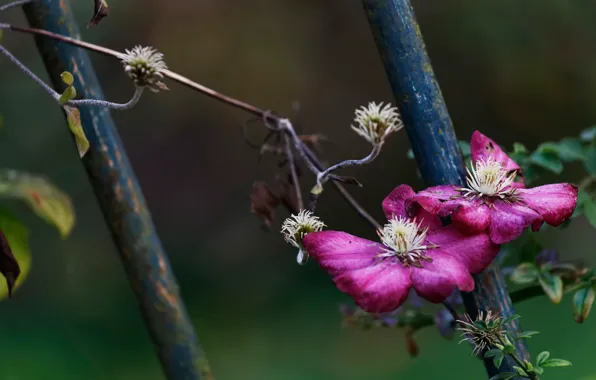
[
  {"left": 0, "top": 170, "right": 75, "bottom": 237},
  {"left": 0, "top": 209, "right": 31, "bottom": 300},
  {"left": 60, "top": 71, "right": 74, "bottom": 86},
  {"left": 64, "top": 106, "right": 90, "bottom": 158}
]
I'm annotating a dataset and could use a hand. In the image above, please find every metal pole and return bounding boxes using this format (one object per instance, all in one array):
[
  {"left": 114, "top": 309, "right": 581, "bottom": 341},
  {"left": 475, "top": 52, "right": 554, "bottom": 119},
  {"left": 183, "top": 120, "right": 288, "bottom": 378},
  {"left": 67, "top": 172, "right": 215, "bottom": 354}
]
[
  {"left": 362, "top": 0, "right": 529, "bottom": 377},
  {"left": 22, "top": 1, "right": 213, "bottom": 379}
]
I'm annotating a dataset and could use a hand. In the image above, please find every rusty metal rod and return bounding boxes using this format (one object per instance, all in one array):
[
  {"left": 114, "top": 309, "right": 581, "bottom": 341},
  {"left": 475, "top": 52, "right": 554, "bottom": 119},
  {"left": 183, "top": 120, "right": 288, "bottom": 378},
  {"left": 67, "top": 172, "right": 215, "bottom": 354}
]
[{"left": 21, "top": 1, "right": 213, "bottom": 378}]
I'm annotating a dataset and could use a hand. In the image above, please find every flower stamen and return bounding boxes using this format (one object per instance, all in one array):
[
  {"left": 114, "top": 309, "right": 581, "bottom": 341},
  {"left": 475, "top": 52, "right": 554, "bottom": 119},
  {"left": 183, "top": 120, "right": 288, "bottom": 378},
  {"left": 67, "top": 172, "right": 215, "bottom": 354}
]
[
  {"left": 281, "top": 210, "right": 326, "bottom": 248},
  {"left": 459, "top": 157, "right": 518, "bottom": 200},
  {"left": 351, "top": 102, "right": 403, "bottom": 146},
  {"left": 376, "top": 217, "right": 435, "bottom": 267}
]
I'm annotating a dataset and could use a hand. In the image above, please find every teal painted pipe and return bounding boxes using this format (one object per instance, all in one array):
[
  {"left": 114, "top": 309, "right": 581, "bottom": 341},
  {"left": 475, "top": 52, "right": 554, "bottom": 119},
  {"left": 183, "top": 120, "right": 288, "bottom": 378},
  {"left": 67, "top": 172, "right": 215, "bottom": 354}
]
[
  {"left": 362, "top": 0, "right": 529, "bottom": 377},
  {"left": 22, "top": 1, "right": 212, "bottom": 379}
]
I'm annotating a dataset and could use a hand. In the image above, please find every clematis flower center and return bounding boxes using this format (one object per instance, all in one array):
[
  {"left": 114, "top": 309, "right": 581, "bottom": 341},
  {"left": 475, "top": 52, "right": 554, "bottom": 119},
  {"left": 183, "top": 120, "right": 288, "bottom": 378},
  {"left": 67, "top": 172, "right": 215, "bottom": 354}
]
[
  {"left": 460, "top": 157, "right": 517, "bottom": 199},
  {"left": 377, "top": 217, "right": 434, "bottom": 267}
]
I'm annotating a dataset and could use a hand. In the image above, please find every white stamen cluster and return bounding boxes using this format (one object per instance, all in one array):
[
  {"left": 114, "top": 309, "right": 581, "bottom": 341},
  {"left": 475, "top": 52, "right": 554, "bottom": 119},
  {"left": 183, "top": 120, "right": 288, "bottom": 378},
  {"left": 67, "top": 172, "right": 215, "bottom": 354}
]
[
  {"left": 281, "top": 210, "right": 325, "bottom": 248},
  {"left": 351, "top": 102, "right": 403, "bottom": 145},
  {"left": 457, "top": 311, "right": 507, "bottom": 356},
  {"left": 377, "top": 216, "right": 433, "bottom": 267},
  {"left": 460, "top": 157, "right": 517, "bottom": 199},
  {"left": 121, "top": 46, "right": 168, "bottom": 92}
]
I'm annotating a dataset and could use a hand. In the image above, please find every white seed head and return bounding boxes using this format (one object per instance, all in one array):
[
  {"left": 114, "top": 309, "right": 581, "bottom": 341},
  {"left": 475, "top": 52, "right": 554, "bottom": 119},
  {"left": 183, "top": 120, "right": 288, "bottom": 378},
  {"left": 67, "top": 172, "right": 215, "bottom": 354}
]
[
  {"left": 457, "top": 311, "right": 506, "bottom": 356},
  {"left": 351, "top": 102, "right": 403, "bottom": 145},
  {"left": 281, "top": 210, "right": 325, "bottom": 248},
  {"left": 377, "top": 216, "right": 433, "bottom": 267},
  {"left": 460, "top": 157, "right": 517, "bottom": 199},
  {"left": 121, "top": 46, "right": 168, "bottom": 92}
]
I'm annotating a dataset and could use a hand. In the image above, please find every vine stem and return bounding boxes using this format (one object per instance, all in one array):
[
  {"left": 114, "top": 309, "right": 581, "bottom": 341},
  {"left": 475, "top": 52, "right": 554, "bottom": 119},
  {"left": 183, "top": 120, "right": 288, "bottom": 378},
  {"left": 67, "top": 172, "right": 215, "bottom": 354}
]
[
  {"left": 0, "top": 21, "right": 383, "bottom": 229},
  {"left": 497, "top": 336, "right": 539, "bottom": 380},
  {"left": 316, "top": 145, "right": 381, "bottom": 187}
]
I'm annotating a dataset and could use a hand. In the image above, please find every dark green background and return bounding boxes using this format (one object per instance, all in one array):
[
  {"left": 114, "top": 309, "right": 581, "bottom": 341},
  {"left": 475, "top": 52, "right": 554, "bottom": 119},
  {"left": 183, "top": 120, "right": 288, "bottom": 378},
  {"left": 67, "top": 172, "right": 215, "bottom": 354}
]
[{"left": 0, "top": 0, "right": 594, "bottom": 379}]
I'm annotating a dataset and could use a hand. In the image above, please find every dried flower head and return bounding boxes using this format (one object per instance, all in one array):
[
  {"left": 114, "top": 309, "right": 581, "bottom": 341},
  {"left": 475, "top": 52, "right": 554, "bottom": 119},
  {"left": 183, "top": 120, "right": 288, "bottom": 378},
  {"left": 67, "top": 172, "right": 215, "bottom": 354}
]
[
  {"left": 281, "top": 210, "right": 325, "bottom": 248},
  {"left": 457, "top": 310, "right": 507, "bottom": 355},
  {"left": 351, "top": 102, "right": 403, "bottom": 145},
  {"left": 121, "top": 46, "right": 168, "bottom": 92}
]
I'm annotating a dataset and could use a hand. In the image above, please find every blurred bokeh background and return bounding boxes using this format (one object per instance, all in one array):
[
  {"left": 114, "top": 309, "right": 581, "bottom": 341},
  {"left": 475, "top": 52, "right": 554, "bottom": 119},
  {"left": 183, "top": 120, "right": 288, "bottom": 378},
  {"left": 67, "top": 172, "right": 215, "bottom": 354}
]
[{"left": 0, "top": 0, "right": 595, "bottom": 379}]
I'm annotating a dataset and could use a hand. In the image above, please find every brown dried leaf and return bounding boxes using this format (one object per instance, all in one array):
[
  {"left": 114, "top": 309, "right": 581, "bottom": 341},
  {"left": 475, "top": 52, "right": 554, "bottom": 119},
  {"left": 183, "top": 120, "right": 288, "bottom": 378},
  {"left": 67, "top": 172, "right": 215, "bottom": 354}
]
[
  {"left": 88, "top": 0, "right": 109, "bottom": 28},
  {"left": 280, "top": 181, "right": 300, "bottom": 215},
  {"left": 250, "top": 182, "right": 280, "bottom": 229},
  {"left": 0, "top": 230, "right": 19, "bottom": 298}
]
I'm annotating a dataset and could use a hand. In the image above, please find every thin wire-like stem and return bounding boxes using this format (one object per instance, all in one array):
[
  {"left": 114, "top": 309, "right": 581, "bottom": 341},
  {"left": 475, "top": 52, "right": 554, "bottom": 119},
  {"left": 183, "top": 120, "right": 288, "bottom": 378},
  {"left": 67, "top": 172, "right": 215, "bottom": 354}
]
[
  {"left": 2, "top": 23, "right": 271, "bottom": 119},
  {"left": 316, "top": 145, "right": 381, "bottom": 187},
  {"left": 0, "top": 0, "right": 33, "bottom": 12},
  {"left": 69, "top": 86, "right": 144, "bottom": 110},
  {"left": 0, "top": 43, "right": 59, "bottom": 99},
  {"left": 284, "top": 134, "right": 304, "bottom": 210},
  {"left": 0, "top": 41, "right": 145, "bottom": 110},
  {"left": 300, "top": 142, "right": 382, "bottom": 229},
  {"left": 0, "top": 21, "right": 383, "bottom": 229}
]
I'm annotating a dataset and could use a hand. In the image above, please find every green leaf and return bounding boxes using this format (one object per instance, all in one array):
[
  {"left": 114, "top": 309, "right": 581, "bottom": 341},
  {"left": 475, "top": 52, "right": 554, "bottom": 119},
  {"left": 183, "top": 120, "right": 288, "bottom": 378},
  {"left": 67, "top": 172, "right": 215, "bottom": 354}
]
[
  {"left": 510, "top": 263, "right": 539, "bottom": 284},
  {"left": 485, "top": 348, "right": 505, "bottom": 368},
  {"left": 59, "top": 86, "right": 77, "bottom": 105},
  {"left": 63, "top": 106, "right": 90, "bottom": 158},
  {"left": 60, "top": 71, "right": 74, "bottom": 86},
  {"left": 533, "top": 366, "right": 544, "bottom": 375},
  {"left": 529, "top": 151, "right": 564, "bottom": 174},
  {"left": 0, "top": 209, "right": 31, "bottom": 300},
  {"left": 513, "top": 142, "right": 529, "bottom": 155},
  {"left": 516, "top": 331, "right": 539, "bottom": 340},
  {"left": 536, "top": 351, "right": 550, "bottom": 366},
  {"left": 585, "top": 146, "right": 596, "bottom": 174},
  {"left": 541, "top": 358, "right": 572, "bottom": 368},
  {"left": 580, "top": 126, "right": 596, "bottom": 142},
  {"left": 489, "top": 373, "right": 518, "bottom": 380},
  {"left": 572, "top": 286, "right": 595, "bottom": 323},
  {"left": 501, "top": 314, "right": 521, "bottom": 327},
  {"left": 555, "top": 138, "right": 585, "bottom": 161},
  {"left": 513, "top": 366, "right": 526, "bottom": 376},
  {"left": 0, "top": 170, "right": 75, "bottom": 237},
  {"left": 459, "top": 141, "right": 471, "bottom": 157},
  {"left": 583, "top": 198, "right": 596, "bottom": 229},
  {"left": 539, "top": 270, "right": 564, "bottom": 304}
]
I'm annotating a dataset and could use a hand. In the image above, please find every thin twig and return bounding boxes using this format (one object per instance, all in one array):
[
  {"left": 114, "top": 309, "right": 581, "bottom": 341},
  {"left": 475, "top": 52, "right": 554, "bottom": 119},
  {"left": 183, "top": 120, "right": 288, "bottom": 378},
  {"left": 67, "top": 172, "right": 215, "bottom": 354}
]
[
  {"left": 0, "top": 0, "right": 32, "bottom": 13},
  {"left": 284, "top": 134, "right": 304, "bottom": 210},
  {"left": 0, "top": 22, "right": 383, "bottom": 229}
]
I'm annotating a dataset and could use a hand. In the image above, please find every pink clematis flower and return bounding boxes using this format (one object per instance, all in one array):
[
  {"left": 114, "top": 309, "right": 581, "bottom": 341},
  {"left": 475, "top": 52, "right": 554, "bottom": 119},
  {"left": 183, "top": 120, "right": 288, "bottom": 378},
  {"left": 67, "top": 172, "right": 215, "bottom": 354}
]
[
  {"left": 410, "top": 131, "right": 578, "bottom": 244},
  {"left": 302, "top": 185, "right": 499, "bottom": 313}
]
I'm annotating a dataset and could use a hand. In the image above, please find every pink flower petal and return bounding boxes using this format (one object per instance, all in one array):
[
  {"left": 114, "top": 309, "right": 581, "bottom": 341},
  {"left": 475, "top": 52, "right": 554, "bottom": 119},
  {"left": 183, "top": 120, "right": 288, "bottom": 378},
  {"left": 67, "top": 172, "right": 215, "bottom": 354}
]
[
  {"left": 410, "top": 251, "right": 475, "bottom": 303},
  {"left": 409, "top": 185, "right": 459, "bottom": 215},
  {"left": 334, "top": 261, "right": 412, "bottom": 313},
  {"left": 488, "top": 200, "right": 542, "bottom": 244},
  {"left": 383, "top": 184, "right": 443, "bottom": 231},
  {"left": 413, "top": 187, "right": 490, "bottom": 234},
  {"left": 517, "top": 184, "right": 578, "bottom": 226},
  {"left": 450, "top": 200, "right": 491, "bottom": 235},
  {"left": 427, "top": 225, "right": 499, "bottom": 274},
  {"left": 303, "top": 231, "right": 382, "bottom": 276},
  {"left": 381, "top": 184, "right": 417, "bottom": 220},
  {"left": 471, "top": 130, "right": 521, "bottom": 173}
]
